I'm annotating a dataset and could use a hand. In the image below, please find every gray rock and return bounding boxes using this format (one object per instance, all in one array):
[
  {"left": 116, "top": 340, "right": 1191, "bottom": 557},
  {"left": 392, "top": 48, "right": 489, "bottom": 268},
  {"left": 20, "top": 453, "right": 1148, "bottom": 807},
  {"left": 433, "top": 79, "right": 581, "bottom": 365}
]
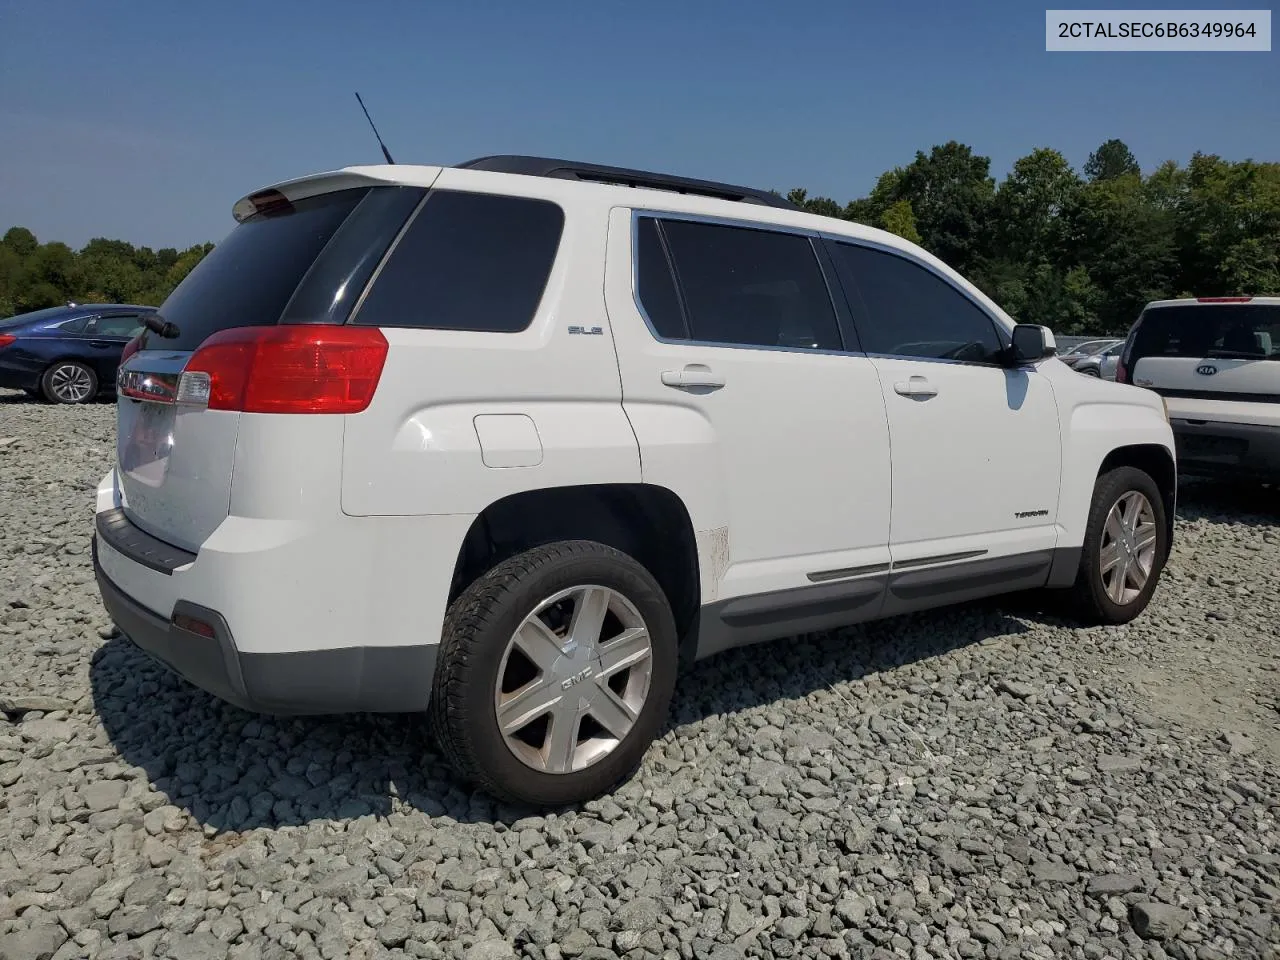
[
  {"left": 1220, "top": 731, "right": 1257, "bottom": 755},
  {"left": 1030, "top": 861, "right": 1079, "bottom": 884},
  {"left": 996, "top": 680, "right": 1035, "bottom": 699},
  {"left": 613, "top": 896, "right": 661, "bottom": 931},
  {"left": 1087, "top": 875, "right": 1143, "bottom": 897},
  {"left": 164, "top": 933, "right": 229, "bottom": 960},
  {"left": 0, "top": 696, "right": 74, "bottom": 715},
  {"left": 0, "top": 926, "right": 68, "bottom": 960},
  {"left": 970, "top": 922, "right": 1003, "bottom": 944},
  {"left": 314, "top": 866, "right": 367, "bottom": 900},
  {"left": 464, "top": 943, "right": 515, "bottom": 960},
  {"left": 81, "top": 780, "right": 127, "bottom": 813},
  {"left": 558, "top": 929, "right": 593, "bottom": 957},
  {"left": 1130, "top": 903, "right": 1190, "bottom": 941},
  {"left": 1097, "top": 755, "right": 1143, "bottom": 773}
]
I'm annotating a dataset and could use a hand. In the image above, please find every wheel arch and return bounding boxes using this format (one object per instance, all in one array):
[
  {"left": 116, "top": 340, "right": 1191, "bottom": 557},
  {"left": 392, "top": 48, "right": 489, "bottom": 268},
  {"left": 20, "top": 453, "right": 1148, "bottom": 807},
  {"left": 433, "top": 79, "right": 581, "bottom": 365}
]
[
  {"left": 448, "top": 483, "right": 703, "bottom": 668},
  {"left": 1098, "top": 443, "right": 1177, "bottom": 542}
]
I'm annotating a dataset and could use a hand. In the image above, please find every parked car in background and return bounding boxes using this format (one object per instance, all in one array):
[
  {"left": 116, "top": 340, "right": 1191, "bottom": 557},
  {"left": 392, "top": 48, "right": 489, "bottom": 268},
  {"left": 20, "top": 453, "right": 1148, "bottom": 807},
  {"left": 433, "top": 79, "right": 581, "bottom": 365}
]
[
  {"left": 92, "top": 155, "right": 1176, "bottom": 805},
  {"left": 1117, "top": 296, "right": 1279, "bottom": 482},
  {"left": 1074, "top": 340, "right": 1124, "bottom": 379},
  {"left": 1059, "top": 338, "right": 1121, "bottom": 366},
  {"left": 0, "top": 303, "right": 156, "bottom": 403}
]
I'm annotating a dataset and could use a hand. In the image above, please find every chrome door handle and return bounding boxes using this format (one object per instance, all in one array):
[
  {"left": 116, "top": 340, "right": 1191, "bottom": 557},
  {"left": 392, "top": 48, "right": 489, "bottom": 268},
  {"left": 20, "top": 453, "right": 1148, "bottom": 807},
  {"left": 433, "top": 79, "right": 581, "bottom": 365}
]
[
  {"left": 661, "top": 366, "right": 725, "bottom": 390},
  {"left": 893, "top": 376, "right": 937, "bottom": 398}
]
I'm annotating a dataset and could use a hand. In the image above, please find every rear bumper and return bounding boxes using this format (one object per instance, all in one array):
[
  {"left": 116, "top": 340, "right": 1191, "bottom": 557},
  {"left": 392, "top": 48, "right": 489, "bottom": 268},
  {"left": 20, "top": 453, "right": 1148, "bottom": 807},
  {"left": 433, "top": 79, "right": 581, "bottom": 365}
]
[
  {"left": 92, "top": 535, "right": 438, "bottom": 716},
  {"left": 1171, "top": 418, "right": 1280, "bottom": 481},
  {"left": 0, "top": 360, "right": 41, "bottom": 391}
]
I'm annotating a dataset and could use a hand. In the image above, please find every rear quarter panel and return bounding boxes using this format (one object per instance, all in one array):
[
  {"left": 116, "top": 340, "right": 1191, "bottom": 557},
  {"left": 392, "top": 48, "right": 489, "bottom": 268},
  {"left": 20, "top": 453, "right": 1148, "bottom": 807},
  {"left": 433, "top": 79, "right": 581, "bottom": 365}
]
[{"left": 339, "top": 173, "right": 641, "bottom": 518}]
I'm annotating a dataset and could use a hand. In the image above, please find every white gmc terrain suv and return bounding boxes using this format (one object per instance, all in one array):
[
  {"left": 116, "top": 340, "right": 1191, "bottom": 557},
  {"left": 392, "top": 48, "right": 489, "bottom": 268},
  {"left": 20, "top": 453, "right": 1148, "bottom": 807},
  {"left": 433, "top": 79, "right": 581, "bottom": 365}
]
[{"left": 93, "top": 156, "right": 1177, "bottom": 806}]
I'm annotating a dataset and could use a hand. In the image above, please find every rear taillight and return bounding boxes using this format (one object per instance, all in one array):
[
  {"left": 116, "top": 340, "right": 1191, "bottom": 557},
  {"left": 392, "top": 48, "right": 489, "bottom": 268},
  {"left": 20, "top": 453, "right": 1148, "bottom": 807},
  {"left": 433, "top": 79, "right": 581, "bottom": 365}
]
[
  {"left": 0, "top": 334, "right": 16, "bottom": 349},
  {"left": 1196, "top": 296, "right": 1253, "bottom": 303},
  {"left": 183, "top": 326, "right": 389, "bottom": 414},
  {"left": 120, "top": 333, "right": 142, "bottom": 367},
  {"left": 1114, "top": 357, "right": 1128, "bottom": 384}
]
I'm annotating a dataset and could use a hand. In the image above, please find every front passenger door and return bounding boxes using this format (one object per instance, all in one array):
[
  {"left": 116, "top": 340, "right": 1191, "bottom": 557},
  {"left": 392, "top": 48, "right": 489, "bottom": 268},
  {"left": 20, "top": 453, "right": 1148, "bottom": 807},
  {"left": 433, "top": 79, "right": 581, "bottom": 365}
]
[{"left": 825, "top": 239, "right": 1062, "bottom": 570}]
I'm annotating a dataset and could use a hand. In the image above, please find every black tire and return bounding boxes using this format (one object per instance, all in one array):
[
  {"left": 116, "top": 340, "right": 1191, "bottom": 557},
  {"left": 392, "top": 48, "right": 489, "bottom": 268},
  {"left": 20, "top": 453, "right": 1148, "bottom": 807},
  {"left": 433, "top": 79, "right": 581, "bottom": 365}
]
[
  {"left": 40, "top": 361, "right": 98, "bottom": 404},
  {"left": 1069, "top": 466, "right": 1169, "bottom": 625},
  {"left": 1082, "top": 368, "right": 1102, "bottom": 377},
  {"left": 429, "top": 540, "right": 678, "bottom": 807}
]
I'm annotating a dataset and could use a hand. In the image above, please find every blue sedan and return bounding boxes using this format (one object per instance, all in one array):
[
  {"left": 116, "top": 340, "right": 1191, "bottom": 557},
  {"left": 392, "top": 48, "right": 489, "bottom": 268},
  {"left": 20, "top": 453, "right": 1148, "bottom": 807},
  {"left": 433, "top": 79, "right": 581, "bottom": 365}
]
[{"left": 0, "top": 303, "right": 157, "bottom": 403}]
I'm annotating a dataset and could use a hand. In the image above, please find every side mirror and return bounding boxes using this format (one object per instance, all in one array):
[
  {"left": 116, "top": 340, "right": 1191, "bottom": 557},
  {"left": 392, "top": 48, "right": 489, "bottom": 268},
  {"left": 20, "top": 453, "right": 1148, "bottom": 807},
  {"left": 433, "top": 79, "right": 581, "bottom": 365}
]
[{"left": 1011, "top": 324, "right": 1057, "bottom": 365}]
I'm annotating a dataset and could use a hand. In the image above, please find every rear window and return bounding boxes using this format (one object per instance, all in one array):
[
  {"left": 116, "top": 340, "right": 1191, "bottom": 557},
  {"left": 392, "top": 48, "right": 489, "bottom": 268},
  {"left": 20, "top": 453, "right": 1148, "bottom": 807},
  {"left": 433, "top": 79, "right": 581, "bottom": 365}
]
[
  {"left": 1131, "top": 304, "right": 1280, "bottom": 362},
  {"left": 0, "top": 306, "right": 72, "bottom": 329},
  {"left": 352, "top": 190, "right": 564, "bottom": 333},
  {"left": 151, "top": 188, "right": 373, "bottom": 352}
]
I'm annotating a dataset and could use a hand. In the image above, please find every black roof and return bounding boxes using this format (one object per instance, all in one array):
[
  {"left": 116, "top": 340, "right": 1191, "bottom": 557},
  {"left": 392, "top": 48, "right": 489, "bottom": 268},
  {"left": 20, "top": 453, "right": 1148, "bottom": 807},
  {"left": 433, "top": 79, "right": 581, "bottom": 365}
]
[{"left": 455, "top": 155, "right": 799, "bottom": 211}]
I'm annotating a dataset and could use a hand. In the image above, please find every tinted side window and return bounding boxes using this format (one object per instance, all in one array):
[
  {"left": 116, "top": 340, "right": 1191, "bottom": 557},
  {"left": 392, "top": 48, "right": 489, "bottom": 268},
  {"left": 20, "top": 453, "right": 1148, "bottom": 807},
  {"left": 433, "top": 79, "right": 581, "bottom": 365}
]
[
  {"left": 659, "top": 219, "right": 842, "bottom": 351},
  {"left": 93, "top": 314, "right": 146, "bottom": 338},
  {"left": 830, "top": 242, "right": 1004, "bottom": 364},
  {"left": 355, "top": 190, "right": 564, "bottom": 333},
  {"left": 634, "top": 217, "right": 687, "bottom": 339},
  {"left": 56, "top": 316, "right": 91, "bottom": 334}
]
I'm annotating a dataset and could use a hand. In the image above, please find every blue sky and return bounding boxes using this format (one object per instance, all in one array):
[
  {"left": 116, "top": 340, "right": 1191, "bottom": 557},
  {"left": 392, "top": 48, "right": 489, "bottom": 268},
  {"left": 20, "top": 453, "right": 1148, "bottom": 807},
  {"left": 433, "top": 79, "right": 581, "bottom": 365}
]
[{"left": 1, "top": 0, "right": 1276, "bottom": 250}]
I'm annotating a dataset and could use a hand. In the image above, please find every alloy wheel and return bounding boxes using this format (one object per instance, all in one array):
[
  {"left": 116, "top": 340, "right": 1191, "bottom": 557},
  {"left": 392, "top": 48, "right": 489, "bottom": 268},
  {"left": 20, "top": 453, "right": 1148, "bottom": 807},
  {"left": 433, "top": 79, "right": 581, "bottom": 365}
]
[
  {"left": 50, "top": 364, "right": 94, "bottom": 403},
  {"left": 494, "top": 584, "right": 653, "bottom": 774},
  {"left": 1099, "top": 490, "right": 1158, "bottom": 604}
]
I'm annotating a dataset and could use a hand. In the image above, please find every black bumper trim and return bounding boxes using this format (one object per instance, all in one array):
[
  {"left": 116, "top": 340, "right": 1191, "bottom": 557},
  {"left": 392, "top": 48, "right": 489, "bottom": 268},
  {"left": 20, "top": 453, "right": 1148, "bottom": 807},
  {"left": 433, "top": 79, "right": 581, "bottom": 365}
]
[
  {"left": 96, "top": 507, "right": 197, "bottom": 575},
  {"left": 93, "top": 538, "right": 436, "bottom": 716},
  {"left": 1170, "top": 419, "right": 1280, "bottom": 482}
]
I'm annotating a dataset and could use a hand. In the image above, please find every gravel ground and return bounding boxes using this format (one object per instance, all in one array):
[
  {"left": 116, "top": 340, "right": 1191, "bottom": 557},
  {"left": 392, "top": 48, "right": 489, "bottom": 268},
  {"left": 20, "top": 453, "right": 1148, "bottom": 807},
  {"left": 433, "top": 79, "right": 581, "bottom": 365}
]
[{"left": 1, "top": 389, "right": 1277, "bottom": 960}]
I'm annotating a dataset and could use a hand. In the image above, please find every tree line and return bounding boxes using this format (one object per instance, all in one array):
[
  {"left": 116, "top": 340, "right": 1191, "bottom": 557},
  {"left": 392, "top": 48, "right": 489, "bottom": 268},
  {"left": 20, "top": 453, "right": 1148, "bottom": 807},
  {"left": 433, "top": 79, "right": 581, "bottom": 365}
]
[
  {"left": 3, "top": 138, "right": 1277, "bottom": 336},
  {"left": 785, "top": 139, "right": 1279, "bottom": 335},
  {"left": 0, "top": 226, "right": 212, "bottom": 320}
]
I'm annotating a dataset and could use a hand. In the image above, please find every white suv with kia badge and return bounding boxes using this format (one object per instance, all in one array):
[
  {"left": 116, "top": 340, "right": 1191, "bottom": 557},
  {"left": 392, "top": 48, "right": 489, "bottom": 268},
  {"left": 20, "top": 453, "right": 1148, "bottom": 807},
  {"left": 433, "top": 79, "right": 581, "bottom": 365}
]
[{"left": 93, "top": 155, "right": 1177, "bottom": 805}]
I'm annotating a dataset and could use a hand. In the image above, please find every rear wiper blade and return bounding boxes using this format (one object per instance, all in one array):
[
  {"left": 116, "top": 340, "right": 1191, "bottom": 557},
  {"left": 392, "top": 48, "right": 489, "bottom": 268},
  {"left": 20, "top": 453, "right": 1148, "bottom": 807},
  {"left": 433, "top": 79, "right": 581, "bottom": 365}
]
[{"left": 142, "top": 314, "right": 181, "bottom": 339}]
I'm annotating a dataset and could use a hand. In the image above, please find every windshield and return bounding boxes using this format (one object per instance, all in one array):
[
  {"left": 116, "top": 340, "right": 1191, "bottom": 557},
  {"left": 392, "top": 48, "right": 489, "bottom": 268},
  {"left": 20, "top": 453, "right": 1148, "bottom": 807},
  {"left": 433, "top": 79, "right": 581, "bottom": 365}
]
[{"left": 1131, "top": 304, "right": 1280, "bottom": 361}]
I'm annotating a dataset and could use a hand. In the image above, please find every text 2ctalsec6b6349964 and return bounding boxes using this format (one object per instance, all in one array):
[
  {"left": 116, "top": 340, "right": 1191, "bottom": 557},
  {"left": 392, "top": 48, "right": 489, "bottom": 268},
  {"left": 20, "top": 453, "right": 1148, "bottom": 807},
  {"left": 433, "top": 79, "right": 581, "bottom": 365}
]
[{"left": 92, "top": 156, "right": 1177, "bottom": 806}]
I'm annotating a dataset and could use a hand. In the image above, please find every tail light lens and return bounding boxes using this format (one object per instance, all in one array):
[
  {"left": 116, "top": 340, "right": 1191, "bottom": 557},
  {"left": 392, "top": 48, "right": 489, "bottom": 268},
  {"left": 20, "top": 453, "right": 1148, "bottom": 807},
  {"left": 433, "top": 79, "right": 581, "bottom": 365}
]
[
  {"left": 1196, "top": 296, "right": 1252, "bottom": 303},
  {"left": 1114, "top": 356, "right": 1128, "bottom": 383},
  {"left": 0, "top": 334, "right": 16, "bottom": 349},
  {"left": 183, "top": 326, "right": 389, "bottom": 414},
  {"left": 120, "top": 333, "right": 142, "bottom": 367}
]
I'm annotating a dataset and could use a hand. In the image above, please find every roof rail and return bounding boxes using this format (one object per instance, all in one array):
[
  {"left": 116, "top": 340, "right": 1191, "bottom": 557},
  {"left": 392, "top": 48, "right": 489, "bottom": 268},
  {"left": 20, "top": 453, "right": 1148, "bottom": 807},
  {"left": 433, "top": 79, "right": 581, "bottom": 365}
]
[{"left": 454, "top": 155, "right": 799, "bottom": 211}]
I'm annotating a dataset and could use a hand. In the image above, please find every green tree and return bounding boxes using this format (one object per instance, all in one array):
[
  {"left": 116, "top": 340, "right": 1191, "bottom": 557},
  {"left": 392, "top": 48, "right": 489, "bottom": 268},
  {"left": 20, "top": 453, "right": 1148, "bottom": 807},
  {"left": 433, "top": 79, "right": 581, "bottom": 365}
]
[
  {"left": 2, "top": 227, "right": 38, "bottom": 258},
  {"left": 1062, "top": 172, "right": 1178, "bottom": 331},
  {"left": 1084, "top": 139, "right": 1140, "bottom": 183},
  {"left": 880, "top": 199, "right": 922, "bottom": 244},
  {"left": 892, "top": 142, "right": 996, "bottom": 274}
]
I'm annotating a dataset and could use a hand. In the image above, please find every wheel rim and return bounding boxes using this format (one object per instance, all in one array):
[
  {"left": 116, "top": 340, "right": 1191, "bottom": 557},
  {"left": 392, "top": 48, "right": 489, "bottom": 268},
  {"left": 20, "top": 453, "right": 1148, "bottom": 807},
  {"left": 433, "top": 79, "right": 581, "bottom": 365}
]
[
  {"left": 495, "top": 584, "right": 653, "bottom": 774},
  {"left": 51, "top": 364, "right": 92, "bottom": 402},
  {"left": 1099, "top": 490, "right": 1158, "bottom": 605}
]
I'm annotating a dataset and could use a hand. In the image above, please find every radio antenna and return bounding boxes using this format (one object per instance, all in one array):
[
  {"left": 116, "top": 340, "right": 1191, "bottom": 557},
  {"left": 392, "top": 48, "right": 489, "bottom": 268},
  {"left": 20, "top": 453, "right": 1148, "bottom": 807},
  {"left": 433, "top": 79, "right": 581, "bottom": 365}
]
[{"left": 354, "top": 91, "right": 395, "bottom": 164}]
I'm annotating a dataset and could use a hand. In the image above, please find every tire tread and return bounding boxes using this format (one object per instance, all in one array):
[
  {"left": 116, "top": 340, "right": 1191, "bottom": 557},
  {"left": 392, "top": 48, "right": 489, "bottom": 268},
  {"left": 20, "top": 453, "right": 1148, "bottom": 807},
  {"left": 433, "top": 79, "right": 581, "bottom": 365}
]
[{"left": 429, "top": 539, "right": 670, "bottom": 805}]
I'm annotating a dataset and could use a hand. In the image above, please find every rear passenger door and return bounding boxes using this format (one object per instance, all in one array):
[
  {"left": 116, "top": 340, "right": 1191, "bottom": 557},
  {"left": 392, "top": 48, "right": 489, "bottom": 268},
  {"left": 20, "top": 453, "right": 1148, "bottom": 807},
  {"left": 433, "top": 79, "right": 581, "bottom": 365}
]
[
  {"left": 824, "top": 239, "right": 1062, "bottom": 572},
  {"left": 83, "top": 313, "right": 147, "bottom": 384},
  {"left": 605, "top": 210, "right": 893, "bottom": 611}
]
